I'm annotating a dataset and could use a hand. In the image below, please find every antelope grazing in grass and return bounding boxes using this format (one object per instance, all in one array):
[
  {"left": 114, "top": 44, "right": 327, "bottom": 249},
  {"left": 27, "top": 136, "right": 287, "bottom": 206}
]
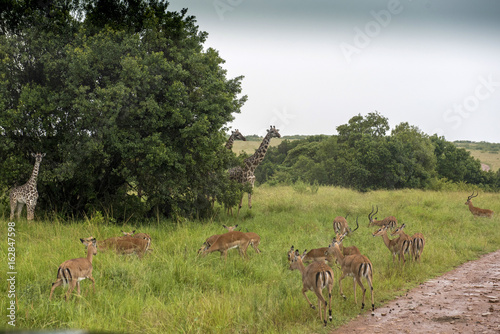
[
  {"left": 49, "top": 237, "right": 97, "bottom": 300},
  {"left": 333, "top": 215, "right": 359, "bottom": 235},
  {"left": 368, "top": 206, "right": 397, "bottom": 229},
  {"left": 372, "top": 225, "right": 401, "bottom": 264},
  {"left": 465, "top": 191, "right": 494, "bottom": 218},
  {"left": 410, "top": 233, "right": 425, "bottom": 262},
  {"left": 326, "top": 234, "right": 374, "bottom": 312},
  {"left": 288, "top": 247, "right": 334, "bottom": 326},
  {"left": 200, "top": 231, "right": 251, "bottom": 260},
  {"left": 390, "top": 224, "right": 412, "bottom": 266},
  {"left": 197, "top": 225, "right": 238, "bottom": 254},
  {"left": 97, "top": 235, "right": 151, "bottom": 258},
  {"left": 121, "top": 230, "right": 152, "bottom": 240}
]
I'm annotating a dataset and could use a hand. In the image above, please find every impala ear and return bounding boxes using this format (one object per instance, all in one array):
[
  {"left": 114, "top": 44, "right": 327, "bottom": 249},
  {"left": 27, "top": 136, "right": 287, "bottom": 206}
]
[{"left": 80, "top": 238, "right": 84, "bottom": 244}]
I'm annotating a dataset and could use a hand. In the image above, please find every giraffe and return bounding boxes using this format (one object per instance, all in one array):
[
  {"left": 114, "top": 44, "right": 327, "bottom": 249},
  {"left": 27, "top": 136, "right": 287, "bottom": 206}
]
[
  {"left": 229, "top": 126, "right": 280, "bottom": 215},
  {"left": 10, "top": 153, "right": 46, "bottom": 221},
  {"left": 225, "top": 129, "right": 246, "bottom": 150}
]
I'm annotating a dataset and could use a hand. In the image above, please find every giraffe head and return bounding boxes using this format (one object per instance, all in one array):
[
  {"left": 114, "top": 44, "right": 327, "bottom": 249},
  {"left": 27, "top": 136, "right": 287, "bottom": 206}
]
[
  {"left": 232, "top": 129, "right": 246, "bottom": 141},
  {"left": 267, "top": 126, "right": 281, "bottom": 139},
  {"left": 31, "top": 152, "right": 46, "bottom": 163}
]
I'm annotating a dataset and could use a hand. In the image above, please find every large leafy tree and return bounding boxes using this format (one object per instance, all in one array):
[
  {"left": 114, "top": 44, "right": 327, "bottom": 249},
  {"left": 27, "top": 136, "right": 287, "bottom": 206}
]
[{"left": 0, "top": 0, "right": 246, "bottom": 219}]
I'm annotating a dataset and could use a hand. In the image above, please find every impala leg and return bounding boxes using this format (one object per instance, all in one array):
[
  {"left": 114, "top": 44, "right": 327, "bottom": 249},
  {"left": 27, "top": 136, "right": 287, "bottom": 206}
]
[
  {"left": 76, "top": 281, "right": 81, "bottom": 295},
  {"left": 328, "top": 283, "right": 333, "bottom": 323},
  {"left": 65, "top": 280, "right": 77, "bottom": 300},
  {"left": 89, "top": 276, "right": 96, "bottom": 294},
  {"left": 49, "top": 279, "right": 63, "bottom": 300},
  {"left": 302, "top": 288, "right": 315, "bottom": 310},
  {"left": 353, "top": 277, "right": 357, "bottom": 305},
  {"left": 367, "top": 277, "right": 375, "bottom": 312},
  {"left": 339, "top": 272, "right": 347, "bottom": 300},
  {"left": 355, "top": 276, "right": 366, "bottom": 310}
]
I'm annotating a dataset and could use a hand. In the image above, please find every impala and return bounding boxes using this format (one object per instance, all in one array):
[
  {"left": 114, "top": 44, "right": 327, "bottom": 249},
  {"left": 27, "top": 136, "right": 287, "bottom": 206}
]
[
  {"left": 121, "top": 230, "right": 152, "bottom": 240},
  {"left": 390, "top": 224, "right": 412, "bottom": 266},
  {"left": 289, "top": 248, "right": 334, "bottom": 326},
  {"left": 197, "top": 225, "right": 238, "bottom": 254},
  {"left": 97, "top": 235, "right": 151, "bottom": 258},
  {"left": 465, "top": 191, "right": 494, "bottom": 218},
  {"left": 411, "top": 232, "right": 425, "bottom": 262},
  {"left": 333, "top": 215, "right": 359, "bottom": 235},
  {"left": 332, "top": 232, "right": 361, "bottom": 257},
  {"left": 372, "top": 225, "right": 400, "bottom": 264},
  {"left": 49, "top": 237, "right": 97, "bottom": 300},
  {"left": 326, "top": 234, "right": 375, "bottom": 312},
  {"left": 368, "top": 206, "right": 397, "bottom": 229},
  {"left": 200, "top": 231, "right": 251, "bottom": 260}
]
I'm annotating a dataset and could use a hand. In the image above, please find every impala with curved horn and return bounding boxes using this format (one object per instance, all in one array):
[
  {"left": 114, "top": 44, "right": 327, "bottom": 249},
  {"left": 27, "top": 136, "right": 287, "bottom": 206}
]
[
  {"left": 368, "top": 206, "right": 397, "bottom": 229},
  {"left": 465, "top": 191, "right": 494, "bottom": 218},
  {"left": 333, "top": 215, "right": 359, "bottom": 235}
]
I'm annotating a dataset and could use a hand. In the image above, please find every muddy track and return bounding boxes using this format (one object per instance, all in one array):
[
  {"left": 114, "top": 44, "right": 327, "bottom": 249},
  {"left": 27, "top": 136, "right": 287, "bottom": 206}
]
[{"left": 330, "top": 250, "right": 500, "bottom": 334}]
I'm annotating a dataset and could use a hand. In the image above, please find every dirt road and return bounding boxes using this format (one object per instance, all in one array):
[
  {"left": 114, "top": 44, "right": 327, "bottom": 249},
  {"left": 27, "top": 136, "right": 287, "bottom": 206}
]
[{"left": 331, "top": 250, "right": 500, "bottom": 334}]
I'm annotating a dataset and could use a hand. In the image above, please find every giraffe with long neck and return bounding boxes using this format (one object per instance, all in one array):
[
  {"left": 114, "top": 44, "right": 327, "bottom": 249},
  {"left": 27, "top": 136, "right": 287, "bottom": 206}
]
[
  {"left": 229, "top": 126, "right": 280, "bottom": 214},
  {"left": 10, "top": 153, "right": 46, "bottom": 220},
  {"left": 225, "top": 129, "right": 246, "bottom": 150}
]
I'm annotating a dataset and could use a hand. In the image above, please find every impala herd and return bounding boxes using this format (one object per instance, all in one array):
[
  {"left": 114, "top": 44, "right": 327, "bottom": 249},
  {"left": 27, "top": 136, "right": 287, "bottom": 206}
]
[{"left": 48, "top": 192, "right": 494, "bottom": 327}]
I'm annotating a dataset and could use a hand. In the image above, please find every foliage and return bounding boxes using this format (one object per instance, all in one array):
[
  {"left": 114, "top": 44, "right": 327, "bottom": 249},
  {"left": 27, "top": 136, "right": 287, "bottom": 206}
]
[
  {"left": 255, "top": 113, "right": 499, "bottom": 192},
  {"left": 0, "top": 0, "right": 246, "bottom": 219}
]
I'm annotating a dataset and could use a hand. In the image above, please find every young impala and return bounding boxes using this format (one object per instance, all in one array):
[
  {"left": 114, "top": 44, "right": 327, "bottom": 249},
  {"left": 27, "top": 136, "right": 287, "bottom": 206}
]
[
  {"left": 200, "top": 231, "right": 251, "bottom": 260},
  {"left": 465, "top": 191, "right": 494, "bottom": 218},
  {"left": 97, "top": 235, "right": 151, "bottom": 258},
  {"left": 49, "top": 237, "right": 97, "bottom": 300},
  {"left": 410, "top": 232, "right": 425, "bottom": 262},
  {"left": 390, "top": 224, "right": 412, "bottom": 266},
  {"left": 326, "top": 234, "right": 375, "bottom": 312},
  {"left": 372, "top": 225, "right": 400, "bottom": 264},
  {"left": 288, "top": 247, "right": 334, "bottom": 326}
]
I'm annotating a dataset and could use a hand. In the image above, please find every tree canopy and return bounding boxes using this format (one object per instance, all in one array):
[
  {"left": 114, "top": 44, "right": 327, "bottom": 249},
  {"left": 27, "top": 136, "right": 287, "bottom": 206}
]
[
  {"left": 0, "top": 0, "right": 246, "bottom": 219},
  {"left": 256, "top": 113, "right": 498, "bottom": 192}
]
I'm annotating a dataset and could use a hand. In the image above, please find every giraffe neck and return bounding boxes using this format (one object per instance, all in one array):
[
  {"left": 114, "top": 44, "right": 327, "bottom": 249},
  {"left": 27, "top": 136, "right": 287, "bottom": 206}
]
[
  {"left": 225, "top": 134, "right": 236, "bottom": 150},
  {"left": 27, "top": 161, "right": 41, "bottom": 188},
  {"left": 244, "top": 133, "right": 272, "bottom": 173}
]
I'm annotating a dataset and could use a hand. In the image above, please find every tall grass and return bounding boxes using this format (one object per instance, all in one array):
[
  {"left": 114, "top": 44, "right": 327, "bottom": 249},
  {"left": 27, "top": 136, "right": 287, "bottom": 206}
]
[{"left": 1, "top": 186, "right": 499, "bottom": 333}]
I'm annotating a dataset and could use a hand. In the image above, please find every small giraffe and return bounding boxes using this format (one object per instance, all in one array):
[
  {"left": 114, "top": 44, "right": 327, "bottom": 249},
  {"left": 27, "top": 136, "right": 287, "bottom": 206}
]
[
  {"left": 10, "top": 153, "right": 46, "bottom": 221},
  {"left": 225, "top": 129, "right": 246, "bottom": 150},
  {"left": 229, "top": 126, "right": 280, "bottom": 214}
]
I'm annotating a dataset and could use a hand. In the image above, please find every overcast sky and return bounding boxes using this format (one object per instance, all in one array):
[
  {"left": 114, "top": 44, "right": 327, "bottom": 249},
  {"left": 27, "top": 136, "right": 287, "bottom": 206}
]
[{"left": 167, "top": 0, "right": 500, "bottom": 143}]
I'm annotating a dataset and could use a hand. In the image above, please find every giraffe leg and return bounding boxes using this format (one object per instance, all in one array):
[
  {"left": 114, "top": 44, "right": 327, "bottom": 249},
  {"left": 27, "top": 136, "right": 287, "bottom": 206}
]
[
  {"left": 16, "top": 202, "right": 24, "bottom": 219},
  {"left": 10, "top": 196, "right": 17, "bottom": 220},
  {"left": 26, "top": 203, "right": 35, "bottom": 221}
]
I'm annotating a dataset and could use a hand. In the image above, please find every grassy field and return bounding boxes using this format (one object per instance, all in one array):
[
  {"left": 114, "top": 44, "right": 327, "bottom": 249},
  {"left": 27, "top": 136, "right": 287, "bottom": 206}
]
[
  {"left": 454, "top": 142, "right": 500, "bottom": 171},
  {"left": 232, "top": 138, "right": 285, "bottom": 155},
  {"left": 1, "top": 186, "right": 499, "bottom": 333}
]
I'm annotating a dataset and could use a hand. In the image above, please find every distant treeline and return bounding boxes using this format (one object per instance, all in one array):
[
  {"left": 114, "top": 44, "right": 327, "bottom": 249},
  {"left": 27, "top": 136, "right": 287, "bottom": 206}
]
[
  {"left": 252, "top": 112, "right": 500, "bottom": 192},
  {"left": 454, "top": 141, "right": 500, "bottom": 153}
]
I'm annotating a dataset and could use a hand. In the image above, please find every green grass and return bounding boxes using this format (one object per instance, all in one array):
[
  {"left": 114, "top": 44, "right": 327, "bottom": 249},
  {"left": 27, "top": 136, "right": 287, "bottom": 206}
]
[
  {"left": 1, "top": 186, "right": 499, "bottom": 333},
  {"left": 454, "top": 142, "right": 500, "bottom": 171},
  {"left": 232, "top": 139, "right": 284, "bottom": 155}
]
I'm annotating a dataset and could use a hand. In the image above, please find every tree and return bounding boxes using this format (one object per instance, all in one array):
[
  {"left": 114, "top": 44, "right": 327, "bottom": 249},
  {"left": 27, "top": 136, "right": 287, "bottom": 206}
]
[{"left": 0, "top": 0, "right": 246, "bottom": 219}]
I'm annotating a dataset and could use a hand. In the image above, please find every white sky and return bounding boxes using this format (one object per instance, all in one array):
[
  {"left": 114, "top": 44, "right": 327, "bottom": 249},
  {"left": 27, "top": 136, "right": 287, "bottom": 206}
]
[{"left": 167, "top": 0, "right": 500, "bottom": 143}]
